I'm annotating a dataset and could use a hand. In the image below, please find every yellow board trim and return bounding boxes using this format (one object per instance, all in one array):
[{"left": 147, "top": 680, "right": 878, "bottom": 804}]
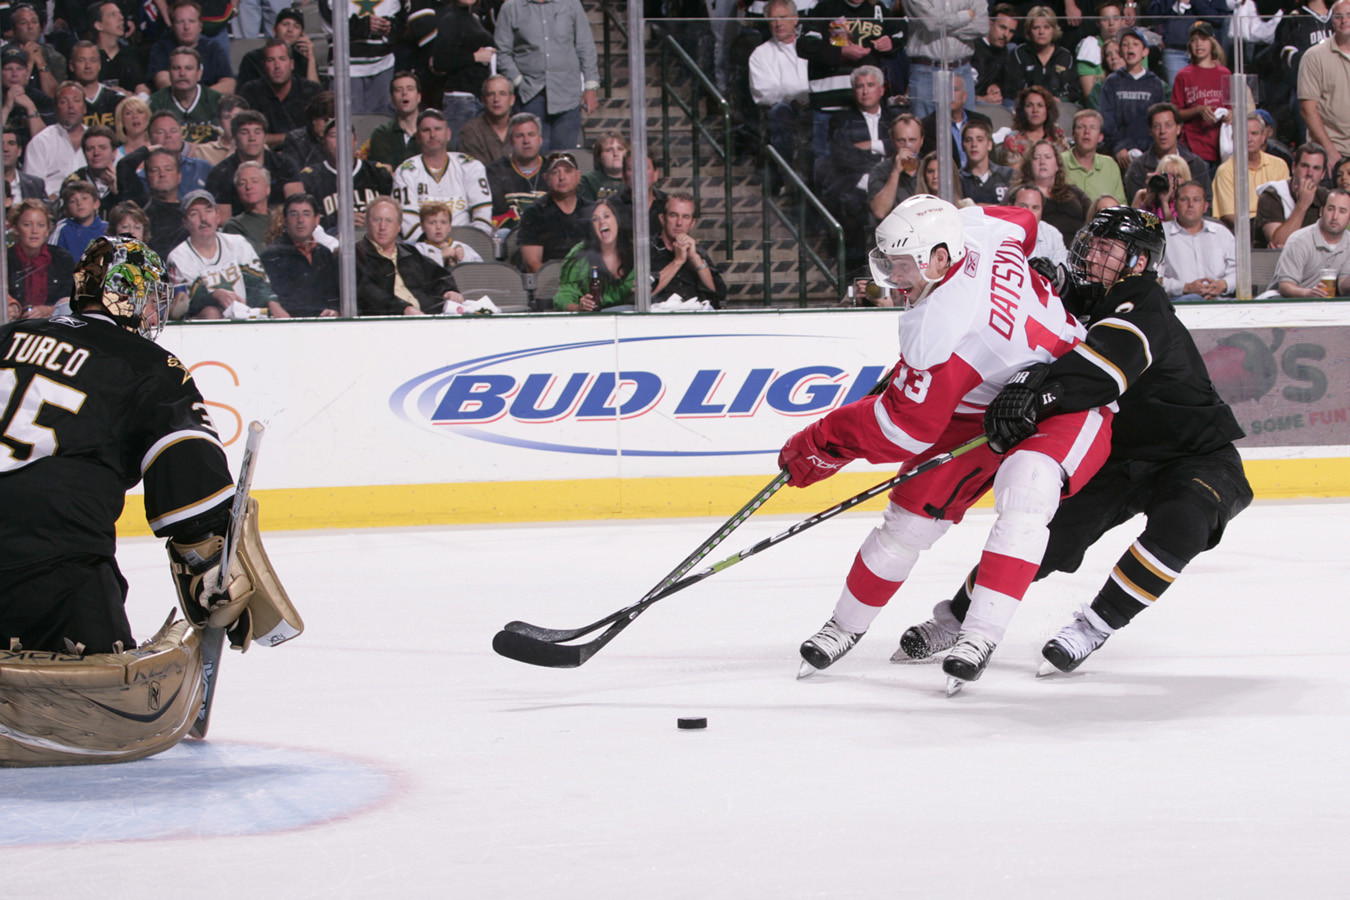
[{"left": 115, "top": 457, "right": 1350, "bottom": 536}]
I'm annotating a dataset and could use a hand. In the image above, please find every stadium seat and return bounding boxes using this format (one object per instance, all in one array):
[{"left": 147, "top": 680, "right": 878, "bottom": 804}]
[
  {"left": 1249, "top": 248, "right": 1282, "bottom": 295},
  {"left": 531, "top": 259, "right": 565, "bottom": 311},
  {"left": 231, "top": 37, "right": 267, "bottom": 73},
  {"left": 449, "top": 226, "right": 495, "bottom": 262},
  {"left": 451, "top": 262, "right": 531, "bottom": 312},
  {"left": 353, "top": 115, "right": 389, "bottom": 150},
  {"left": 1057, "top": 100, "right": 1082, "bottom": 135},
  {"left": 975, "top": 101, "right": 1013, "bottom": 133}
]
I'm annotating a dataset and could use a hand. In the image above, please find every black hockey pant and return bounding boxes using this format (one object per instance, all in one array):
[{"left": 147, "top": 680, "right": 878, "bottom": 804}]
[
  {"left": 0, "top": 554, "right": 136, "bottom": 653},
  {"left": 950, "top": 443, "right": 1253, "bottom": 629}
]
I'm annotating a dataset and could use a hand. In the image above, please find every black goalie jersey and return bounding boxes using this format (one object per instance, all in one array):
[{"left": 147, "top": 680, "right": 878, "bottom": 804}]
[{"left": 0, "top": 312, "right": 235, "bottom": 568}]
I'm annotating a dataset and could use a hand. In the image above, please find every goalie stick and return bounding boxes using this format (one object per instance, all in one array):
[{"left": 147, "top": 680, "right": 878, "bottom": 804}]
[
  {"left": 492, "top": 435, "right": 989, "bottom": 668},
  {"left": 189, "top": 420, "right": 265, "bottom": 740}
]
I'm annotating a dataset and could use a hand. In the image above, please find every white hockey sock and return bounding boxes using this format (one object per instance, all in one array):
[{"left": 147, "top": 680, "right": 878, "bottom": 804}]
[
  {"left": 962, "top": 586, "right": 1020, "bottom": 643},
  {"left": 832, "top": 591, "right": 886, "bottom": 635}
]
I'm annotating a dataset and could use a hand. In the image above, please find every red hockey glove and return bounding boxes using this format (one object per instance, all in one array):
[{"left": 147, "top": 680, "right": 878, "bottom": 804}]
[{"left": 778, "top": 421, "right": 851, "bottom": 487}]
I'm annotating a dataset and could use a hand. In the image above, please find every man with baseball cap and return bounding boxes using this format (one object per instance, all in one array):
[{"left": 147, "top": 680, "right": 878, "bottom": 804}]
[
  {"left": 517, "top": 151, "right": 591, "bottom": 273},
  {"left": 167, "top": 188, "right": 277, "bottom": 319}
]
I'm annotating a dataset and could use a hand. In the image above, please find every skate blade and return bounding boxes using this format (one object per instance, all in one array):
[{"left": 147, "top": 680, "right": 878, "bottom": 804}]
[
  {"left": 890, "top": 649, "right": 943, "bottom": 664},
  {"left": 945, "top": 676, "right": 965, "bottom": 697},
  {"left": 796, "top": 660, "right": 820, "bottom": 680},
  {"left": 1036, "top": 660, "right": 1061, "bottom": 678}
]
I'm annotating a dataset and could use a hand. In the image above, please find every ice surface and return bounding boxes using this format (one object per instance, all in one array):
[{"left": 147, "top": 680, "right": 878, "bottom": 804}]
[{"left": 1, "top": 499, "right": 1346, "bottom": 898}]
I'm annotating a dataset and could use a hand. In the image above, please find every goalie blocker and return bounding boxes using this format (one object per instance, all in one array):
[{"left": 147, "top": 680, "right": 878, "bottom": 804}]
[{"left": 169, "top": 497, "right": 303, "bottom": 652}]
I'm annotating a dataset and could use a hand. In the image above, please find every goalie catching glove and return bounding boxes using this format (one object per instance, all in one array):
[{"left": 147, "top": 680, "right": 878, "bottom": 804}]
[
  {"left": 168, "top": 534, "right": 247, "bottom": 629},
  {"left": 167, "top": 498, "right": 303, "bottom": 652},
  {"left": 779, "top": 420, "right": 852, "bottom": 487},
  {"left": 983, "top": 363, "right": 1063, "bottom": 454}
]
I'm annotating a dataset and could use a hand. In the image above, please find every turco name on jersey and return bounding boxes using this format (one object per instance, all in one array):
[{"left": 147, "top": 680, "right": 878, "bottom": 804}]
[
  {"left": 0, "top": 313, "right": 234, "bottom": 566},
  {"left": 391, "top": 152, "right": 492, "bottom": 241}
]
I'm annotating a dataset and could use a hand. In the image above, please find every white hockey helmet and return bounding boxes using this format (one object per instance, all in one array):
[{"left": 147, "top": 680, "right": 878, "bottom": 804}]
[{"left": 868, "top": 194, "right": 965, "bottom": 305}]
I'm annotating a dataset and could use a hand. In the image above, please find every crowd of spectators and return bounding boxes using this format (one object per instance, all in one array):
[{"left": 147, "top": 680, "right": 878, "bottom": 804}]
[
  {"left": 732, "top": 0, "right": 1350, "bottom": 304},
  {"left": 6, "top": 0, "right": 1350, "bottom": 318}
]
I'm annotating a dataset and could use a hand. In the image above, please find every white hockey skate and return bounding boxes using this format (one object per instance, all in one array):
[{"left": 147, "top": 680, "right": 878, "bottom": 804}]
[
  {"left": 891, "top": 599, "right": 961, "bottom": 663},
  {"left": 941, "top": 631, "right": 998, "bottom": 696},
  {"left": 797, "top": 618, "right": 864, "bottom": 679},
  {"left": 1039, "top": 608, "right": 1113, "bottom": 676}
]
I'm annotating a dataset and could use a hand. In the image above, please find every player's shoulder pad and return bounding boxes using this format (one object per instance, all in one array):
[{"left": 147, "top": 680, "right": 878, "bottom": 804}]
[
  {"left": 1101, "top": 271, "right": 1167, "bottom": 315},
  {"left": 897, "top": 289, "right": 970, "bottom": 372}
]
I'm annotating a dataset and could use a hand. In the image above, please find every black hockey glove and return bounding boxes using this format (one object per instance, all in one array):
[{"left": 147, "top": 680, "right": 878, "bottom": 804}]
[
  {"left": 1028, "top": 257, "right": 1066, "bottom": 294},
  {"left": 1028, "top": 257, "right": 1084, "bottom": 318},
  {"left": 984, "top": 364, "right": 1062, "bottom": 454}
]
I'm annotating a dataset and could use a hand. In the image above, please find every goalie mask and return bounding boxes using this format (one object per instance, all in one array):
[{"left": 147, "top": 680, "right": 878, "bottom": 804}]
[
  {"left": 1066, "top": 206, "right": 1166, "bottom": 319},
  {"left": 72, "top": 235, "right": 173, "bottom": 340},
  {"left": 868, "top": 194, "right": 965, "bottom": 307}
]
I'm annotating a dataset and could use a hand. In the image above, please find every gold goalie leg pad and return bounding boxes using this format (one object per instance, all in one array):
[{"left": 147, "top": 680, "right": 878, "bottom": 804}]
[
  {"left": 0, "top": 613, "right": 204, "bottom": 767},
  {"left": 208, "top": 497, "right": 304, "bottom": 652}
]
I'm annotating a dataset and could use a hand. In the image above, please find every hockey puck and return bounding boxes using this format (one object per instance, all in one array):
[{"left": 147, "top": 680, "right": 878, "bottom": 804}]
[{"left": 677, "top": 717, "right": 707, "bottom": 730}]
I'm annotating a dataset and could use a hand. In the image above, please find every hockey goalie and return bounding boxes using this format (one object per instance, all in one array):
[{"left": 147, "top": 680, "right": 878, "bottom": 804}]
[{"left": 0, "top": 235, "right": 303, "bottom": 766}]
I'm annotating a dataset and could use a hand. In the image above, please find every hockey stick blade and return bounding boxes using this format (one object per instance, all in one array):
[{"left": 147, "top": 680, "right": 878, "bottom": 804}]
[
  {"left": 492, "top": 436, "right": 988, "bottom": 668},
  {"left": 500, "top": 470, "right": 792, "bottom": 645}
]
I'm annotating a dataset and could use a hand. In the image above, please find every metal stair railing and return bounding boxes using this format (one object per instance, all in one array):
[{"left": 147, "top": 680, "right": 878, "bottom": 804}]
[
  {"left": 762, "top": 143, "right": 846, "bottom": 307},
  {"left": 599, "top": 0, "right": 626, "bottom": 100},
  {"left": 658, "top": 34, "right": 734, "bottom": 259}
]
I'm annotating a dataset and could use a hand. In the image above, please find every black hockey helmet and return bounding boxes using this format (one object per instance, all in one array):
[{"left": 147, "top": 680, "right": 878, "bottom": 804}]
[
  {"left": 1066, "top": 206, "right": 1166, "bottom": 317},
  {"left": 72, "top": 234, "right": 173, "bottom": 339}
]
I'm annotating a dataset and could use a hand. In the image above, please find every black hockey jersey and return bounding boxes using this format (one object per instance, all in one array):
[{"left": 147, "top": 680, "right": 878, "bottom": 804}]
[
  {"left": 1042, "top": 274, "right": 1245, "bottom": 461},
  {"left": 301, "top": 159, "right": 393, "bottom": 232},
  {"left": 0, "top": 313, "right": 234, "bottom": 568}
]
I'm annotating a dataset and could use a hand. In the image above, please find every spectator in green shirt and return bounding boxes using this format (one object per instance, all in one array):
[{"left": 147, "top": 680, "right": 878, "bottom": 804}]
[
  {"left": 553, "top": 198, "right": 635, "bottom": 311},
  {"left": 1061, "top": 107, "right": 1126, "bottom": 207}
]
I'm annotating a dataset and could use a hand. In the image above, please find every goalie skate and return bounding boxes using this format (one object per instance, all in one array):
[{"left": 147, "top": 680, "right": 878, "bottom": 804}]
[
  {"left": 797, "top": 618, "right": 864, "bottom": 679},
  {"left": 1039, "top": 608, "right": 1112, "bottom": 676}
]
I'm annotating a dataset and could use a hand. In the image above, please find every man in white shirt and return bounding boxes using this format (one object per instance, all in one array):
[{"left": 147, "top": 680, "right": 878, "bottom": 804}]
[
  {"left": 1011, "top": 183, "right": 1068, "bottom": 264},
  {"left": 23, "top": 81, "right": 87, "bottom": 198},
  {"left": 1161, "top": 181, "right": 1237, "bottom": 302},
  {"left": 748, "top": 0, "right": 809, "bottom": 192},
  {"left": 1273, "top": 187, "right": 1350, "bottom": 298}
]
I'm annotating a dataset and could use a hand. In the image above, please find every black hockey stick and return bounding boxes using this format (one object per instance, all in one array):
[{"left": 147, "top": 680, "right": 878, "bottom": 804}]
[
  {"left": 190, "top": 420, "right": 264, "bottom": 740},
  {"left": 502, "top": 468, "right": 792, "bottom": 645},
  {"left": 492, "top": 435, "right": 989, "bottom": 668},
  {"left": 499, "top": 366, "right": 898, "bottom": 646}
]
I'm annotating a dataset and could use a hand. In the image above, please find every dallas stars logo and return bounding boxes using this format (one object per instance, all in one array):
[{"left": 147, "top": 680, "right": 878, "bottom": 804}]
[
  {"left": 166, "top": 356, "right": 192, "bottom": 385},
  {"left": 352, "top": 0, "right": 382, "bottom": 15}
]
